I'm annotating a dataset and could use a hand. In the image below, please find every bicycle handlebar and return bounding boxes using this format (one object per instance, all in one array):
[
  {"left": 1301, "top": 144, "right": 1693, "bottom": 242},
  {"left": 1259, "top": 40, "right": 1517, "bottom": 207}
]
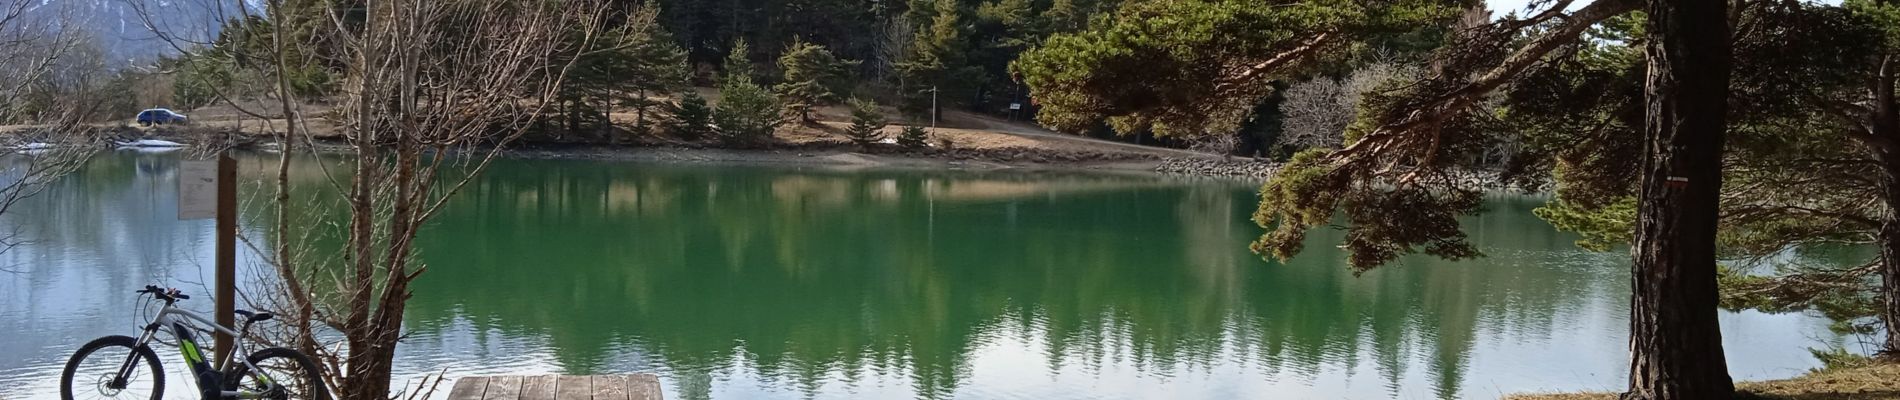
[{"left": 136, "top": 285, "right": 188, "bottom": 301}]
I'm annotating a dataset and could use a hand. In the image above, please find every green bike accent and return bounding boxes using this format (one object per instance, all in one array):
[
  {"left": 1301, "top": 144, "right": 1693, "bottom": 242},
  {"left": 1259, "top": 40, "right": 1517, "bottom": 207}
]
[
  {"left": 179, "top": 339, "right": 203, "bottom": 365},
  {"left": 238, "top": 369, "right": 275, "bottom": 399}
]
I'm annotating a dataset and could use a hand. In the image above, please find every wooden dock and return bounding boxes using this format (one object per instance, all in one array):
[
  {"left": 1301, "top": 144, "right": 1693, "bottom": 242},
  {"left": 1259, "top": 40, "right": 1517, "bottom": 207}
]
[{"left": 446, "top": 375, "right": 662, "bottom": 400}]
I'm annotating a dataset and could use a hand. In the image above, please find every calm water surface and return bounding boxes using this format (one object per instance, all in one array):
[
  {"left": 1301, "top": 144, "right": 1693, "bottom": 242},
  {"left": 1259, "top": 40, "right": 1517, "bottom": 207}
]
[{"left": 0, "top": 152, "right": 1863, "bottom": 399}]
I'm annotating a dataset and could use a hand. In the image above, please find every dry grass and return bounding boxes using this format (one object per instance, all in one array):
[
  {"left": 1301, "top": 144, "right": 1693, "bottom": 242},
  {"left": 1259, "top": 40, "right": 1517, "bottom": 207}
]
[
  {"left": 1737, "top": 363, "right": 1900, "bottom": 399},
  {"left": 1505, "top": 363, "right": 1900, "bottom": 400},
  {"left": 1505, "top": 393, "right": 1618, "bottom": 400}
]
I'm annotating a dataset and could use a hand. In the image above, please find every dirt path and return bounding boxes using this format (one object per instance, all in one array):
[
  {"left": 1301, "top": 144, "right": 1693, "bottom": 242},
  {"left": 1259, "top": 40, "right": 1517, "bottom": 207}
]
[{"left": 941, "top": 110, "right": 1213, "bottom": 159}]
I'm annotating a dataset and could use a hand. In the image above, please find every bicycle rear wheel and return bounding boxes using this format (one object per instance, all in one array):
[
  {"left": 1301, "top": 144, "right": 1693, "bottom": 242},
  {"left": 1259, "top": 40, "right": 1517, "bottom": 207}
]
[
  {"left": 224, "top": 347, "right": 330, "bottom": 400},
  {"left": 61, "top": 335, "right": 164, "bottom": 400}
]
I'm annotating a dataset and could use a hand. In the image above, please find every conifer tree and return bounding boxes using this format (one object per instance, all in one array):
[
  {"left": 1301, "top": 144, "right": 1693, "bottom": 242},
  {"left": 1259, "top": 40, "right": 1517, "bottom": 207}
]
[
  {"left": 723, "top": 38, "right": 755, "bottom": 85},
  {"left": 896, "top": 0, "right": 976, "bottom": 116},
  {"left": 714, "top": 75, "right": 783, "bottom": 145},
  {"left": 843, "top": 98, "right": 888, "bottom": 146},
  {"left": 776, "top": 39, "right": 859, "bottom": 122},
  {"left": 670, "top": 90, "right": 714, "bottom": 140},
  {"left": 897, "top": 125, "right": 930, "bottom": 149},
  {"left": 1016, "top": 0, "right": 1749, "bottom": 397}
]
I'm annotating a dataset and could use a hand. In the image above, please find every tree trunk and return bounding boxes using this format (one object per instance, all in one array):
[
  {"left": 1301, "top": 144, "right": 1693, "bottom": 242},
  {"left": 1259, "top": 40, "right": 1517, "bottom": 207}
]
[
  {"left": 1876, "top": 53, "right": 1900, "bottom": 357},
  {"left": 1881, "top": 167, "right": 1900, "bottom": 356},
  {"left": 634, "top": 103, "right": 648, "bottom": 143},
  {"left": 340, "top": 334, "right": 396, "bottom": 400},
  {"left": 567, "top": 101, "right": 581, "bottom": 138},
  {"left": 1622, "top": 0, "right": 1735, "bottom": 397},
  {"left": 263, "top": 0, "right": 321, "bottom": 362}
]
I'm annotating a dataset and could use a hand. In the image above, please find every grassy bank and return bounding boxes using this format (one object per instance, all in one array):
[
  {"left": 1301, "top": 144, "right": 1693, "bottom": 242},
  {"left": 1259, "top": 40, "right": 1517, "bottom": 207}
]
[{"left": 1507, "top": 363, "right": 1900, "bottom": 400}]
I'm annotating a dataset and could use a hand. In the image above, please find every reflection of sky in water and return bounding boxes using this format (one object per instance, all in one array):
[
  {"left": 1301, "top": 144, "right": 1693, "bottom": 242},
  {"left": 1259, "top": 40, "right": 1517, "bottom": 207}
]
[
  {"left": 0, "top": 153, "right": 1866, "bottom": 400},
  {"left": 377, "top": 307, "right": 1840, "bottom": 400}
]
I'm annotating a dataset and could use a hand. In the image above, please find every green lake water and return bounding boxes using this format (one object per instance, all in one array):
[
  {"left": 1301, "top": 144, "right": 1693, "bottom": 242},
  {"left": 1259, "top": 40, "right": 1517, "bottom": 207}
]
[{"left": 0, "top": 151, "right": 1866, "bottom": 399}]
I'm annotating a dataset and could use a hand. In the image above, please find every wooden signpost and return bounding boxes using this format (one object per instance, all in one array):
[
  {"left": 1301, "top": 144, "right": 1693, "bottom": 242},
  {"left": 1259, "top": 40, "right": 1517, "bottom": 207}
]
[{"left": 178, "top": 153, "right": 237, "bottom": 366}]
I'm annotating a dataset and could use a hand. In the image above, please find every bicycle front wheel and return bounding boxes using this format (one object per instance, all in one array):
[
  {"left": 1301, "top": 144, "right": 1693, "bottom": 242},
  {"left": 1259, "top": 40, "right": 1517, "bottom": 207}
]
[
  {"left": 61, "top": 335, "right": 164, "bottom": 400},
  {"left": 224, "top": 347, "right": 330, "bottom": 400}
]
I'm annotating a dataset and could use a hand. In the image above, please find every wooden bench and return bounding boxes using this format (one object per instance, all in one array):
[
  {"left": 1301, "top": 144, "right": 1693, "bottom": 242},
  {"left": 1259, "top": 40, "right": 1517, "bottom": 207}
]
[{"left": 445, "top": 375, "right": 662, "bottom": 400}]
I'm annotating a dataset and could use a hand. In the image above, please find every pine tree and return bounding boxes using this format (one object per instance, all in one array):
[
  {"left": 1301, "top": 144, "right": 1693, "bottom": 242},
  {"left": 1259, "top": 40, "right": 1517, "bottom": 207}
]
[
  {"left": 723, "top": 38, "right": 755, "bottom": 85},
  {"left": 1528, "top": 0, "right": 1900, "bottom": 358},
  {"left": 551, "top": 3, "right": 687, "bottom": 139},
  {"left": 713, "top": 77, "right": 783, "bottom": 145},
  {"left": 624, "top": 42, "right": 690, "bottom": 133},
  {"left": 897, "top": 125, "right": 930, "bottom": 149},
  {"left": 842, "top": 98, "right": 887, "bottom": 146},
  {"left": 670, "top": 91, "right": 714, "bottom": 140},
  {"left": 775, "top": 38, "right": 859, "bottom": 122},
  {"left": 895, "top": 0, "right": 973, "bottom": 116},
  {"left": 657, "top": 0, "right": 731, "bottom": 65},
  {"left": 1016, "top": 0, "right": 1750, "bottom": 397}
]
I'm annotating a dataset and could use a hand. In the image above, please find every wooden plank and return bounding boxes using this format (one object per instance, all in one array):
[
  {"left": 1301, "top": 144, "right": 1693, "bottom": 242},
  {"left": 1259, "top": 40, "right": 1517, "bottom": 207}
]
[
  {"left": 591, "top": 375, "right": 628, "bottom": 400},
  {"left": 520, "top": 375, "right": 558, "bottom": 400},
  {"left": 481, "top": 376, "right": 523, "bottom": 400},
  {"left": 445, "top": 374, "right": 662, "bottom": 400},
  {"left": 627, "top": 374, "right": 663, "bottom": 400},
  {"left": 445, "top": 377, "right": 488, "bottom": 400},
  {"left": 555, "top": 375, "right": 593, "bottom": 400}
]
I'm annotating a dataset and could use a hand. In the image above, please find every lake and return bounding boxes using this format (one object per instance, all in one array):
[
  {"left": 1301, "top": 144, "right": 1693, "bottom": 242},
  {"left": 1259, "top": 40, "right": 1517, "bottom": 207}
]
[{"left": 0, "top": 151, "right": 1864, "bottom": 399}]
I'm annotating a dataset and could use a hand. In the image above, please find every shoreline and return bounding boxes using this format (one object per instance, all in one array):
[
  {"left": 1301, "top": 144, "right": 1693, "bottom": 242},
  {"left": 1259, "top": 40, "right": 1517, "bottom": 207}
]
[
  {"left": 6, "top": 123, "right": 1286, "bottom": 180},
  {"left": 497, "top": 144, "right": 1183, "bottom": 175}
]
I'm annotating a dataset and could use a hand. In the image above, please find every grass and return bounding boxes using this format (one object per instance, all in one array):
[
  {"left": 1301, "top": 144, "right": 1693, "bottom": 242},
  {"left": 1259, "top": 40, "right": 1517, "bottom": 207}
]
[{"left": 1506, "top": 363, "right": 1900, "bottom": 400}]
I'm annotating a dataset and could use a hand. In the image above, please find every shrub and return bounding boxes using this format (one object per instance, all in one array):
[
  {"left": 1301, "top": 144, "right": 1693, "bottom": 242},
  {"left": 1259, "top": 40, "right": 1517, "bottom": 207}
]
[{"left": 897, "top": 125, "right": 930, "bottom": 149}]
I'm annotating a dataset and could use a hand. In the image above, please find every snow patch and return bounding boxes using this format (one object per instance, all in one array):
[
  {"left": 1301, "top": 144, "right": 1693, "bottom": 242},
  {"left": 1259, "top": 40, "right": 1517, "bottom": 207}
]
[{"left": 114, "top": 139, "right": 187, "bottom": 148}]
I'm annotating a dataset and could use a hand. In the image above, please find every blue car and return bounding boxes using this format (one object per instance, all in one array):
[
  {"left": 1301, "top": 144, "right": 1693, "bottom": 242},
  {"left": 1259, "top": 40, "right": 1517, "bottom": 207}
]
[{"left": 135, "top": 108, "right": 188, "bottom": 126}]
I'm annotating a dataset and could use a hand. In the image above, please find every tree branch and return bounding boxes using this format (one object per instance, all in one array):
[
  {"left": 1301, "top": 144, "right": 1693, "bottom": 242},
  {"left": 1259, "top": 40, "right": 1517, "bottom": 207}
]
[{"left": 1331, "top": 0, "right": 1642, "bottom": 165}]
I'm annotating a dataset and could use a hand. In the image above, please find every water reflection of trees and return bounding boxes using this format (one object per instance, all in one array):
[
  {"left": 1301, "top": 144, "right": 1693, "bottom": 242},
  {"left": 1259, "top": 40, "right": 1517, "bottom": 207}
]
[
  {"left": 14, "top": 154, "right": 1836, "bottom": 400},
  {"left": 1, "top": 152, "right": 221, "bottom": 283},
  {"left": 375, "top": 161, "right": 1619, "bottom": 400},
  {"left": 0, "top": 152, "right": 271, "bottom": 381},
  {"left": 4, "top": 154, "right": 1621, "bottom": 399}
]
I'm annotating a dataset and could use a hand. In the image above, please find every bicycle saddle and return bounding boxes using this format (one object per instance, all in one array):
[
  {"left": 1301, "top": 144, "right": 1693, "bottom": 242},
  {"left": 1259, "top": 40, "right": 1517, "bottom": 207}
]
[{"left": 233, "top": 309, "right": 275, "bottom": 322}]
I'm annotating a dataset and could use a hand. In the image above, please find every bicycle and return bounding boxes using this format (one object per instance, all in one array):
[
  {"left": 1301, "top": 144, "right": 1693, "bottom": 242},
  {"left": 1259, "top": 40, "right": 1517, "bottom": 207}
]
[{"left": 60, "top": 285, "right": 329, "bottom": 400}]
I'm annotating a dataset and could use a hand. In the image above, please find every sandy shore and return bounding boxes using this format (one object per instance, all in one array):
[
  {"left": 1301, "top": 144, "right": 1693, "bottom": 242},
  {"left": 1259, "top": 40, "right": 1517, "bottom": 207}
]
[{"left": 504, "top": 144, "right": 1171, "bottom": 171}]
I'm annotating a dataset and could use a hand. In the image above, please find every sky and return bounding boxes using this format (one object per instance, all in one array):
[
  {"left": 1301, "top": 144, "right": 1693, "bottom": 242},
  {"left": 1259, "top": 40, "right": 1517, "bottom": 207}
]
[
  {"left": 1486, "top": 0, "right": 1565, "bottom": 16},
  {"left": 1488, "top": 0, "right": 1844, "bottom": 17}
]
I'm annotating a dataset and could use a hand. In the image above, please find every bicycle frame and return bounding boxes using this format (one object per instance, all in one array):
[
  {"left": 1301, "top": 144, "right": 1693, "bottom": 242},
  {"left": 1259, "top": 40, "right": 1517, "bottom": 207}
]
[{"left": 119, "top": 302, "right": 276, "bottom": 400}]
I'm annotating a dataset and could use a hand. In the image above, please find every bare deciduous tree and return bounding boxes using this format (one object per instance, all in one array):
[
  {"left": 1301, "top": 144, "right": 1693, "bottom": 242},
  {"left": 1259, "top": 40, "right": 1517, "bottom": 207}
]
[
  {"left": 0, "top": 0, "right": 108, "bottom": 259},
  {"left": 0, "top": 0, "right": 88, "bottom": 124},
  {"left": 239, "top": 1, "right": 620, "bottom": 399},
  {"left": 1276, "top": 62, "right": 1417, "bottom": 150},
  {"left": 124, "top": 0, "right": 625, "bottom": 397},
  {"left": 874, "top": 17, "right": 913, "bottom": 86},
  {"left": 0, "top": 144, "right": 90, "bottom": 256},
  {"left": 1190, "top": 131, "right": 1241, "bottom": 160}
]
